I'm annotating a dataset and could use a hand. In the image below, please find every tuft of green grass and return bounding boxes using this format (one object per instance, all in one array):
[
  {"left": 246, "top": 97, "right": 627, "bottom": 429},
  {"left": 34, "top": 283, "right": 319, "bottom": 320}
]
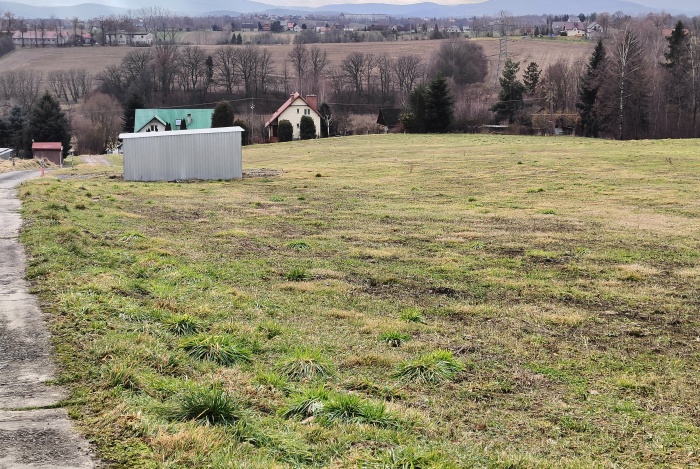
[
  {"left": 399, "top": 308, "right": 426, "bottom": 324},
  {"left": 379, "top": 331, "right": 411, "bottom": 347},
  {"left": 120, "top": 231, "right": 146, "bottom": 242},
  {"left": 285, "top": 267, "right": 311, "bottom": 281},
  {"left": 393, "top": 350, "right": 465, "bottom": 384},
  {"left": 540, "top": 209, "right": 557, "bottom": 215},
  {"left": 257, "top": 320, "right": 284, "bottom": 339},
  {"left": 277, "top": 348, "right": 333, "bottom": 381},
  {"left": 104, "top": 360, "right": 141, "bottom": 390},
  {"left": 318, "top": 393, "right": 401, "bottom": 428},
  {"left": 254, "top": 371, "right": 291, "bottom": 394},
  {"left": 279, "top": 385, "right": 329, "bottom": 419},
  {"left": 181, "top": 335, "right": 252, "bottom": 366},
  {"left": 367, "top": 446, "right": 449, "bottom": 468},
  {"left": 172, "top": 386, "right": 243, "bottom": 425},
  {"left": 286, "top": 240, "right": 310, "bottom": 250},
  {"left": 164, "top": 314, "right": 201, "bottom": 335}
]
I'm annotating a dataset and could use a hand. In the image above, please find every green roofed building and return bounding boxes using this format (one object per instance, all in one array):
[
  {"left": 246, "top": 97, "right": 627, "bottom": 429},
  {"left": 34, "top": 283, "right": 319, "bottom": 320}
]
[{"left": 133, "top": 109, "right": 215, "bottom": 133}]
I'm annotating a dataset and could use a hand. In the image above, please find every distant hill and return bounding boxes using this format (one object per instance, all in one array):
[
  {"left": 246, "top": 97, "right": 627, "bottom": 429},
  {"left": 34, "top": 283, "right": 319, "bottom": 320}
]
[
  {"left": 0, "top": 1, "right": 128, "bottom": 17},
  {"left": 0, "top": 0, "right": 697, "bottom": 20}
]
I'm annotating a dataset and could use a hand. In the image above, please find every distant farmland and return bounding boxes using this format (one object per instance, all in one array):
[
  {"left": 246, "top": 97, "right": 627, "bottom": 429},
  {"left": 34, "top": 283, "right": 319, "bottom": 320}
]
[{"left": 0, "top": 37, "right": 592, "bottom": 87}]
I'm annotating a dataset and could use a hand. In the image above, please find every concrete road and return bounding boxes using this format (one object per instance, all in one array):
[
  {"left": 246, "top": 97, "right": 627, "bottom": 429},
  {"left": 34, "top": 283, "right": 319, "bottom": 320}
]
[{"left": 0, "top": 171, "right": 98, "bottom": 468}]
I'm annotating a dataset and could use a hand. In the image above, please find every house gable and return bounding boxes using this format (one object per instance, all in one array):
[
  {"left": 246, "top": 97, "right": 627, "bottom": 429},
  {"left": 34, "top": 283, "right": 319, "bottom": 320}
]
[{"left": 265, "top": 93, "right": 322, "bottom": 140}]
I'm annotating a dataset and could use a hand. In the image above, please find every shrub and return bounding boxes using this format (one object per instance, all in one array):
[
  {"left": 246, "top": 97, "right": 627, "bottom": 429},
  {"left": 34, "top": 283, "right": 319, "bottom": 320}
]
[
  {"left": 278, "top": 348, "right": 333, "bottom": 381},
  {"left": 181, "top": 335, "right": 252, "bottom": 366},
  {"left": 299, "top": 115, "right": 316, "bottom": 140},
  {"left": 393, "top": 350, "right": 464, "bottom": 384},
  {"left": 211, "top": 101, "right": 235, "bottom": 128},
  {"left": 233, "top": 119, "right": 251, "bottom": 145},
  {"left": 278, "top": 119, "right": 293, "bottom": 142},
  {"left": 172, "top": 385, "right": 242, "bottom": 425}
]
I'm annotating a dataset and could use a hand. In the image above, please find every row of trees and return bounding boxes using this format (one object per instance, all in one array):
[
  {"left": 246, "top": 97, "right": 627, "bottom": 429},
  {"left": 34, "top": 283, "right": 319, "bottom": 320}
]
[{"left": 491, "top": 20, "right": 700, "bottom": 138}]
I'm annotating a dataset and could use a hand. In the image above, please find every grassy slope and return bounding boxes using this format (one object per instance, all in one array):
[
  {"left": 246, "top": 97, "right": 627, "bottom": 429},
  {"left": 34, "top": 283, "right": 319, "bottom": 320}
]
[{"left": 19, "top": 135, "right": 700, "bottom": 467}]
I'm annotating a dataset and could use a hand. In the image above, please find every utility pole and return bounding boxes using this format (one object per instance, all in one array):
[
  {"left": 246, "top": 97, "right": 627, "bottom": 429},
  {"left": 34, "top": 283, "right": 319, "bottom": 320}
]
[{"left": 249, "top": 99, "right": 255, "bottom": 145}]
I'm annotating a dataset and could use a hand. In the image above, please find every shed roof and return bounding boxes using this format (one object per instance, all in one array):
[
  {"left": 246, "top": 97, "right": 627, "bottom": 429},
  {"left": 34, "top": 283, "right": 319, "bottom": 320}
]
[
  {"left": 32, "top": 142, "right": 62, "bottom": 150},
  {"left": 134, "top": 108, "right": 215, "bottom": 133},
  {"left": 119, "top": 126, "right": 244, "bottom": 140}
]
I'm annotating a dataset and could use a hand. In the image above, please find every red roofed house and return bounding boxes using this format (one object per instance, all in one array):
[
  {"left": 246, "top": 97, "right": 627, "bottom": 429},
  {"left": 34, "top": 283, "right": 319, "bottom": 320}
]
[
  {"left": 32, "top": 142, "right": 63, "bottom": 166},
  {"left": 12, "top": 30, "right": 70, "bottom": 47},
  {"left": 265, "top": 92, "right": 321, "bottom": 141}
]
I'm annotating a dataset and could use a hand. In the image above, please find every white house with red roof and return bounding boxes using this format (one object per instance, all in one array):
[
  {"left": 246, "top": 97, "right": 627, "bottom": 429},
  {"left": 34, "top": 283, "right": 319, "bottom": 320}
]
[{"left": 265, "top": 92, "right": 321, "bottom": 141}]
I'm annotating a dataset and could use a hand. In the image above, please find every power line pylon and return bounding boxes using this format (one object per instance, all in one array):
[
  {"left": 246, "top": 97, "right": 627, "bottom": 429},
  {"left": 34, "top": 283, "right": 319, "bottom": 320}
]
[{"left": 495, "top": 10, "right": 512, "bottom": 86}]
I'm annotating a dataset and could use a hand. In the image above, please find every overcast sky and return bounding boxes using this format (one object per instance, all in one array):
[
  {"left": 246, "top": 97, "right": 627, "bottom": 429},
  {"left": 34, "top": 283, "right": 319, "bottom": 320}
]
[{"left": 13, "top": 0, "right": 698, "bottom": 12}]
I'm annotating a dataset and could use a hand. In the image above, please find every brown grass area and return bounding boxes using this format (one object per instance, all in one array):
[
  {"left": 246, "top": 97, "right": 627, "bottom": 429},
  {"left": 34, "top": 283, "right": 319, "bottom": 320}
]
[
  {"left": 0, "top": 158, "right": 40, "bottom": 173},
  {"left": 0, "top": 38, "right": 593, "bottom": 85}
]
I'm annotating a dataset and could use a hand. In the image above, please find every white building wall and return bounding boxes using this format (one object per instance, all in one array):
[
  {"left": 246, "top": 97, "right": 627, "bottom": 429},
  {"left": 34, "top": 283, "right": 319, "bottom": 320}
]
[
  {"left": 119, "top": 127, "right": 243, "bottom": 181},
  {"left": 277, "top": 98, "right": 321, "bottom": 139}
]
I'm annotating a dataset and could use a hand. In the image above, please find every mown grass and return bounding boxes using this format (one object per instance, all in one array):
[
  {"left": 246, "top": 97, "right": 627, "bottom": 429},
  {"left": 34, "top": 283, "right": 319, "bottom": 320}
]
[{"left": 19, "top": 134, "right": 700, "bottom": 467}]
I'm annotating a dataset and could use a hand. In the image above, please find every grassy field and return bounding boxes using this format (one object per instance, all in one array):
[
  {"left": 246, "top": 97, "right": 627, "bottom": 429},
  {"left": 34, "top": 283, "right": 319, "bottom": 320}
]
[{"left": 19, "top": 135, "right": 700, "bottom": 468}]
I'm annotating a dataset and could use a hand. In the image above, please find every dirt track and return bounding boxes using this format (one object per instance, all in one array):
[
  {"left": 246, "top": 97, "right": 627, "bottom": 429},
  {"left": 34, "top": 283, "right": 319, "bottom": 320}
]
[{"left": 0, "top": 170, "right": 98, "bottom": 469}]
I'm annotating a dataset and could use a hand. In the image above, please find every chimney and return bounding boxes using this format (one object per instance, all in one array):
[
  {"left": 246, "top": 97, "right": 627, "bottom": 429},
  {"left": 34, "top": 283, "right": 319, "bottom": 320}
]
[{"left": 305, "top": 95, "right": 318, "bottom": 112}]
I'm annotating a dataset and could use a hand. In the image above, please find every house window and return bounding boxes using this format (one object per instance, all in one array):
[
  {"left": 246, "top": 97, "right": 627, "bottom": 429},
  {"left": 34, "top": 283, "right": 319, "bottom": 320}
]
[
  {"left": 296, "top": 123, "right": 299, "bottom": 128},
  {"left": 297, "top": 109, "right": 299, "bottom": 114}
]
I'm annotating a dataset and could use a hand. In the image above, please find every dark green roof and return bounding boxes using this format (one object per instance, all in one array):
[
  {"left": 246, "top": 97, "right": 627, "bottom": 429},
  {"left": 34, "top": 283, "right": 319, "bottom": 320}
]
[{"left": 134, "top": 109, "right": 215, "bottom": 132}]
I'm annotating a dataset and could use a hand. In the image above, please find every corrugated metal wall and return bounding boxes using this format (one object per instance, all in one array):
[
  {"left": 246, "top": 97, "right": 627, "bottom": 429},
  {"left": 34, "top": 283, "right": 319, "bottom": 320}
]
[{"left": 119, "top": 127, "right": 243, "bottom": 181}]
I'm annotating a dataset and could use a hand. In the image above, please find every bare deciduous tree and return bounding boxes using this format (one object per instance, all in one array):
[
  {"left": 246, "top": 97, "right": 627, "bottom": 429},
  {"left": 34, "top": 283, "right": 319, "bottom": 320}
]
[
  {"left": 288, "top": 42, "right": 309, "bottom": 94},
  {"left": 213, "top": 46, "right": 239, "bottom": 94},
  {"left": 341, "top": 51, "right": 365, "bottom": 97},
  {"left": 309, "top": 46, "right": 328, "bottom": 94},
  {"left": 393, "top": 54, "right": 423, "bottom": 102}
]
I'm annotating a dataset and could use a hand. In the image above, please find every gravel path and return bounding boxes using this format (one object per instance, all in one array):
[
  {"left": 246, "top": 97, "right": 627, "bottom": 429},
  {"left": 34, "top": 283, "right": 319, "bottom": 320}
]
[{"left": 0, "top": 171, "right": 98, "bottom": 469}]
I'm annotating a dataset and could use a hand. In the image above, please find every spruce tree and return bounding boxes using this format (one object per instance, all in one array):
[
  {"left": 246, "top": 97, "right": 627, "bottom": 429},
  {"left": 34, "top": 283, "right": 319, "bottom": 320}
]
[
  {"left": 523, "top": 62, "right": 541, "bottom": 95},
  {"left": 122, "top": 92, "right": 145, "bottom": 133},
  {"left": 491, "top": 58, "right": 525, "bottom": 124},
  {"left": 407, "top": 84, "right": 428, "bottom": 133},
  {"left": 576, "top": 39, "right": 606, "bottom": 137},
  {"left": 425, "top": 72, "right": 454, "bottom": 133},
  {"left": 664, "top": 21, "right": 690, "bottom": 135},
  {"left": 8, "top": 106, "right": 25, "bottom": 158},
  {"left": 25, "top": 92, "right": 71, "bottom": 157}
]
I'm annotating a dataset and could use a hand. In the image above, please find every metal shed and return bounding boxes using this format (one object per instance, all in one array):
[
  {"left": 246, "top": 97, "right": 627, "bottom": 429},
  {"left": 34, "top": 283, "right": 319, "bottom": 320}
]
[{"left": 119, "top": 127, "right": 243, "bottom": 182}]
